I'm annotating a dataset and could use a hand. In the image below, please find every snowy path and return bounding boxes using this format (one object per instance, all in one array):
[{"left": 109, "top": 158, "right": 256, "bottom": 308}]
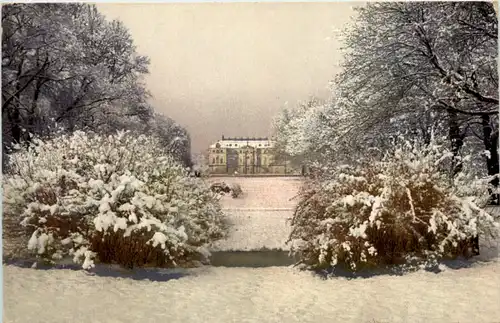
[
  {"left": 4, "top": 263, "right": 500, "bottom": 323},
  {"left": 209, "top": 176, "right": 301, "bottom": 251},
  {"left": 211, "top": 210, "right": 292, "bottom": 251}
]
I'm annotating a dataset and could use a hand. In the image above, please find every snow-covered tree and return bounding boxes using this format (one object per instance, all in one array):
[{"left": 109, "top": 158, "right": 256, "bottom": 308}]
[
  {"left": 86, "top": 103, "right": 193, "bottom": 168},
  {"left": 192, "top": 153, "right": 210, "bottom": 177},
  {"left": 272, "top": 97, "right": 341, "bottom": 166},
  {"left": 144, "top": 112, "right": 193, "bottom": 168},
  {"left": 2, "top": 4, "right": 149, "bottom": 150},
  {"left": 3, "top": 130, "right": 226, "bottom": 269},
  {"left": 273, "top": 2, "right": 498, "bottom": 197},
  {"left": 335, "top": 2, "right": 498, "bottom": 178}
]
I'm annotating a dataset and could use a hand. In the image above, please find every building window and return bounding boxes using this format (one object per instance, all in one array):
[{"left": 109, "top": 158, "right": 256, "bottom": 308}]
[
  {"left": 212, "top": 158, "right": 216, "bottom": 164},
  {"left": 235, "top": 144, "right": 238, "bottom": 147}
]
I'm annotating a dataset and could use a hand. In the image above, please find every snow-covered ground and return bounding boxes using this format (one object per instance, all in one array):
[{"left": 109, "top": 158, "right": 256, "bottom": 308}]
[
  {"left": 4, "top": 261, "right": 500, "bottom": 323},
  {"left": 208, "top": 176, "right": 302, "bottom": 210},
  {"left": 211, "top": 210, "right": 292, "bottom": 251},
  {"left": 209, "top": 177, "right": 302, "bottom": 251}
]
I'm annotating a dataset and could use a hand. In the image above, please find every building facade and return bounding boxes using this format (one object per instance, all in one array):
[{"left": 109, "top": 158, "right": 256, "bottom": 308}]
[{"left": 207, "top": 136, "right": 290, "bottom": 175}]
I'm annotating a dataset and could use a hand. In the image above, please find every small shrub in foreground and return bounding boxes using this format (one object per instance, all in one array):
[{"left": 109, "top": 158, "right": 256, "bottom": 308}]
[
  {"left": 287, "top": 139, "right": 499, "bottom": 272},
  {"left": 210, "top": 182, "right": 231, "bottom": 194},
  {"left": 3, "top": 130, "right": 227, "bottom": 269},
  {"left": 230, "top": 183, "right": 243, "bottom": 198}
]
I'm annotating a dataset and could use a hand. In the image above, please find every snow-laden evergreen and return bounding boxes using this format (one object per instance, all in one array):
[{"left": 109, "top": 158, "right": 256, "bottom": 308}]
[{"left": 3, "top": 130, "right": 227, "bottom": 269}]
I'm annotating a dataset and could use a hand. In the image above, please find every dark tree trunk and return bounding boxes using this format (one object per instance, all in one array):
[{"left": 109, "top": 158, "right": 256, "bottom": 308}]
[
  {"left": 9, "top": 107, "right": 23, "bottom": 144},
  {"left": 421, "top": 109, "right": 433, "bottom": 146},
  {"left": 448, "top": 109, "right": 464, "bottom": 176}
]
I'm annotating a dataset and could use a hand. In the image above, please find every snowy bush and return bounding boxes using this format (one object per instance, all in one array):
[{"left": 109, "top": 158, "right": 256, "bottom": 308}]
[
  {"left": 288, "top": 138, "right": 499, "bottom": 272},
  {"left": 3, "top": 130, "right": 227, "bottom": 269},
  {"left": 210, "top": 182, "right": 231, "bottom": 194},
  {"left": 230, "top": 183, "right": 243, "bottom": 199}
]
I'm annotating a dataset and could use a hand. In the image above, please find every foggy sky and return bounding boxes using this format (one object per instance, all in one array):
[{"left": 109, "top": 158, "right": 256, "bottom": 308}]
[{"left": 96, "top": 3, "right": 360, "bottom": 154}]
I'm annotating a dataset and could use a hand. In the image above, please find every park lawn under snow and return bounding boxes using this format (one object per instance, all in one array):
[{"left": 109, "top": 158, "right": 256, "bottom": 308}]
[
  {"left": 211, "top": 209, "right": 292, "bottom": 251},
  {"left": 208, "top": 176, "right": 302, "bottom": 210},
  {"left": 209, "top": 176, "right": 301, "bottom": 251},
  {"left": 4, "top": 261, "right": 500, "bottom": 323}
]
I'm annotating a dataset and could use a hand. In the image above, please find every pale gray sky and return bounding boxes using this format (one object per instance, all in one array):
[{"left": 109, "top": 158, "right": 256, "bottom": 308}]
[{"left": 96, "top": 2, "right": 360, "bottom": 153}]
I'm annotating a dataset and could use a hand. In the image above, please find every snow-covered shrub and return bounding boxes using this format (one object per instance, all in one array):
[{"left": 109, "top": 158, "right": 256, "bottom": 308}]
[
  {"left": 230, "top": 183, "right": 243, "bottom": 199},
  {"left": 210, "top": 182, "right": 231, "bottom": 194},
  {"left": 3, "top": 130, "right": 227, "bottom": 269},
  {"left": 288, "top": 138, "right": 499, "bottom": 272}
]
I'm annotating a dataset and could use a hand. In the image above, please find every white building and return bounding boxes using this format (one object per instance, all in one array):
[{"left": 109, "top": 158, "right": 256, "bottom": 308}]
[{"left": 207, "top": 136, "right": 284, "bottom": 175}]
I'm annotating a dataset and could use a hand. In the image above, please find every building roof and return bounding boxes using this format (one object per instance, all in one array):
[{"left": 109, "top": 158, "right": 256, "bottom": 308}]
[
  {"left": 209, "top": 135, "right": 275, "bottom": 149},
  {"left": 222, "top": 136, "right": 269, "bottom": 141}
]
